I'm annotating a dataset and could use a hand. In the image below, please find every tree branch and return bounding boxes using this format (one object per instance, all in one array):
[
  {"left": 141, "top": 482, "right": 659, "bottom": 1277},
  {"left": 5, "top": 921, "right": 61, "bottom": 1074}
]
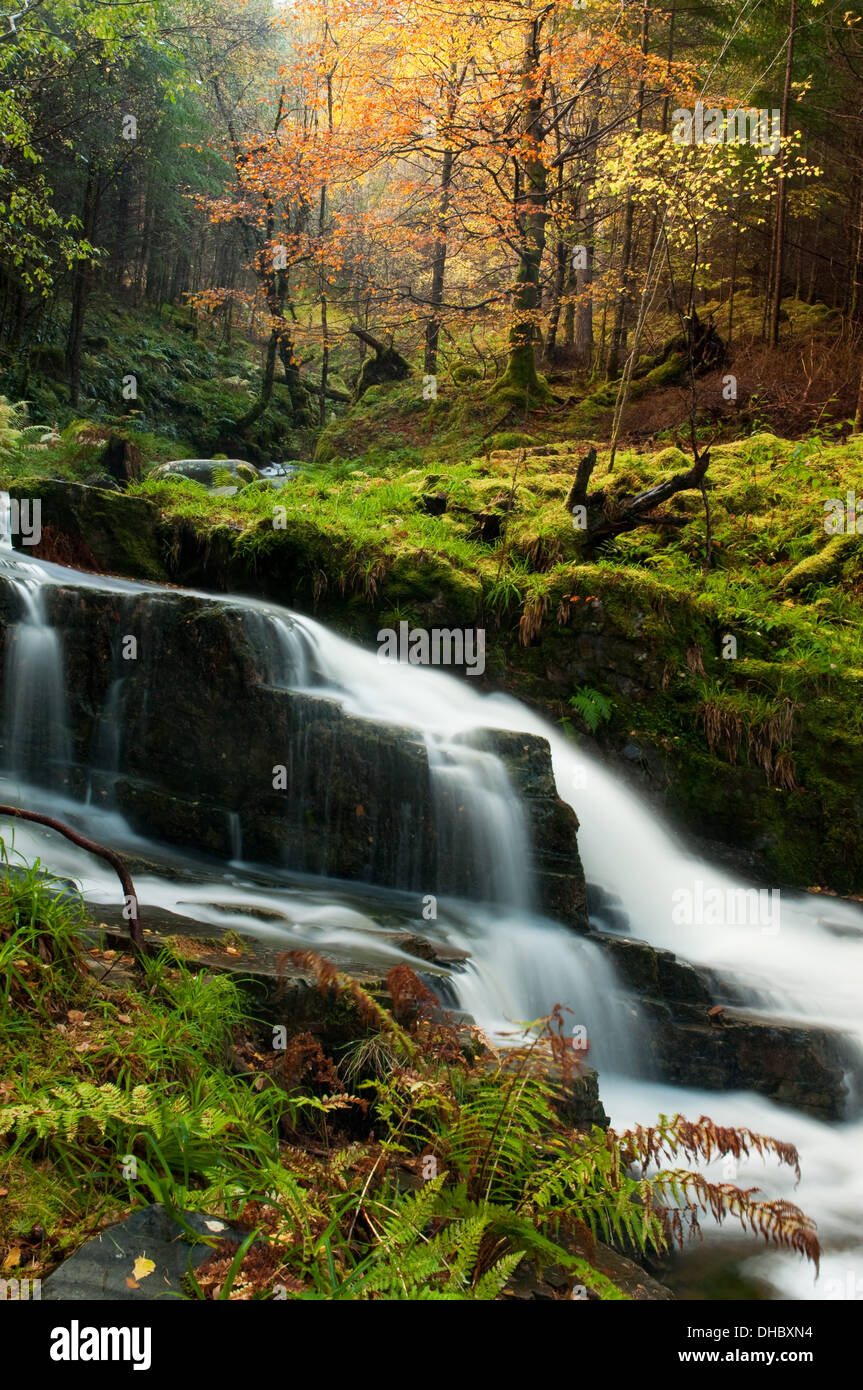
[{"left": 0, "top": 806, "right": 143, "bottom": 953}]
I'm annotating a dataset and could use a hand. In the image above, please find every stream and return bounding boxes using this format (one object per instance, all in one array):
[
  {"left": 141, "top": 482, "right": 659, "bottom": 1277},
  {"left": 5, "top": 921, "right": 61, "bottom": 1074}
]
[{"left": 1, "top": 512, "right": 861, "bottom": 1302}]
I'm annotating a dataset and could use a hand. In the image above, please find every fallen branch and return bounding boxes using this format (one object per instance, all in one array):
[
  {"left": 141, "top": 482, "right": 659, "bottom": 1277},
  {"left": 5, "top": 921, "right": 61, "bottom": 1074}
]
[
  {"left": 0, "top": 805, "right": 143, "bottom": 953},
  {"left": 566, "top": 447, "right": 711, "bottom": 551}
]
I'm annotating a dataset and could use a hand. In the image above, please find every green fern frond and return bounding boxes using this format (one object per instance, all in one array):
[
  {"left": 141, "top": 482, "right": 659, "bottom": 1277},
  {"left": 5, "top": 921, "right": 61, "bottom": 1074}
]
[{"left": 569, "top": 685, "right": 614, "bottom": 733}]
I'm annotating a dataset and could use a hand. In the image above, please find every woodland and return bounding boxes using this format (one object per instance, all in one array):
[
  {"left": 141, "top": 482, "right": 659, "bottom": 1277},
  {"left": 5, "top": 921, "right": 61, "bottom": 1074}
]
[{"left": 0, "top": 0, "right": 862, "bottom": 1308}]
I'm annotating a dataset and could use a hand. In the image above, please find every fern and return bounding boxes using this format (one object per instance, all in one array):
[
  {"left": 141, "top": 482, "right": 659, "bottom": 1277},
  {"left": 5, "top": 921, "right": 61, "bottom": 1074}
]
[{"left": 569, "top": 685, "right": 614, "bottom": 732}]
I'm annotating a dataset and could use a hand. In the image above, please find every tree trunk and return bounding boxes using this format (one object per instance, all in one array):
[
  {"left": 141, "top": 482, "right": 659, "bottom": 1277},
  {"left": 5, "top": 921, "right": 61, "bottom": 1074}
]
[
  {"left": 769, "top": 0, "right": 797, "bottom": 347},
  {"left": 574, "top": 105, "right": 599, "bottom": 368},
  {"left": 425, "top": 139, "right": 455, "bottom": 377},
  {"left": 66, "top": 166, "right": 100, "bottom": 406},
  {"left": 607, "top": 4, "right": 649, "bottom": 378},
  {"left": 500, "top": 18, "right": 549, "bottom": 397}
]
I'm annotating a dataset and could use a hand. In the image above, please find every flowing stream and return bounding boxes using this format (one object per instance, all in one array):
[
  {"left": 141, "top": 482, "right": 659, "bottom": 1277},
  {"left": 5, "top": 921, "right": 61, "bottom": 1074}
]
[{"left": 0, "top": 518, "right": 861, "bottom": 1301}]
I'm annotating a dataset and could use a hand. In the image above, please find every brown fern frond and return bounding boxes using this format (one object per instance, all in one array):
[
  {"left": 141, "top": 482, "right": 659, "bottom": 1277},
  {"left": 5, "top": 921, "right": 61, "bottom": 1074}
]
[
  {"left": 278, "top": 948, "right": 413, "bottom": 1049},
  {"left": 617, "top": 1114, "right": 801, "bottom": 1182},
  {"left": 518, "top": 594, "right": 548, "bottom": 645},
  {"left": 651, "top": 1170, "right": 820, "bottom": 1270},
  {"left": 385, "top": 965, "right": 438, "bottom": 1026},
  {"left": 280, "top": 1031, "right": 340, "bottom": 1088}
]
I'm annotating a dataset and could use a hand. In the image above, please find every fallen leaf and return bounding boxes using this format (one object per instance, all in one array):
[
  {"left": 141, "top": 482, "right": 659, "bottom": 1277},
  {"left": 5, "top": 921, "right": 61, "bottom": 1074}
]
[
  {"left": 117, "top": 1014, "right": 132, "bottom": 1024},
  {"left": 132, "top": 1256, "right": 155, "bottom": 1281},
  {"left": 74, "top": 1041, "right": 90, "bottom": 1053},
  {"left": 125, "top": 1277, "right": 139, "bottom": 1290},
  {"left": 67, "top": 1009, "right": 86, "bottom": 1023},
  {"left": 3, "top": 1247, "right": 21, "bottom": 1271},
  {"left": 204, "top": 1219, "right": 226, "bottom": 1233}
]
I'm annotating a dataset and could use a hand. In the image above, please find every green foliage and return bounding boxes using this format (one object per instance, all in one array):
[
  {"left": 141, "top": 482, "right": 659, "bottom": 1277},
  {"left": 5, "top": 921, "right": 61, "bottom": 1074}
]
[
  {"left": 0, "top": 398, "right": 27, "bottom": 461},
  {"left": 0, "top": 882, "right": 820, "bottom": 1299},
  {"left": 569, "top": 685, "right": 614, "bottom": 732}
]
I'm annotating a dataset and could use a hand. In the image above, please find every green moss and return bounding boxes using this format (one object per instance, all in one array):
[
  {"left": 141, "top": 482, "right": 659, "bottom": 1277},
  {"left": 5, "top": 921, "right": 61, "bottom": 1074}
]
[
  {"left": 9, "top": 478, "right": 168, "bottom": 581},
  {"left": 778, "top": 534, "right": 861, "bottom": 594}
]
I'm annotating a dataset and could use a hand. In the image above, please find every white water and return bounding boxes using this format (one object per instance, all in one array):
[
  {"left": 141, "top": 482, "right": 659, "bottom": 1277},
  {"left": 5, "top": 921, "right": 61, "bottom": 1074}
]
[
  {"left": 0, "top": 536, "right": 861, "bottom": 1299},
  {"left": 0, "top": 491, "right": 12, "bottom": 550},
  {"left": 0, "top": 554, "right": 72, "bottom": 789}
]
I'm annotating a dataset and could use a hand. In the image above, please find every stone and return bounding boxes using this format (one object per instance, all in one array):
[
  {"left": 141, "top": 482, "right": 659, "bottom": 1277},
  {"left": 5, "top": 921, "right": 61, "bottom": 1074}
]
[
  {"left": 151, "top": 459, "right": 262, "bottom": 489},
  {"left": 9, "top": 480, "right": 167, "bottom": 581},
  {"left": 41, "top": 1204, "right": 247, "bottom": 1301},
  {"left": 587, "top": 929, "right": 859, "bottom": 1119}
]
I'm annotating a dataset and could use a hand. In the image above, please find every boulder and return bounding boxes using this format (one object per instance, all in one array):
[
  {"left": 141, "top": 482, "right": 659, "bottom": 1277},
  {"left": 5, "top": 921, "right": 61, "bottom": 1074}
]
[
  {"left": 40, "top": 1205, "right": 248, "bottom": 1301},
  {"left": 9, "top": 480, "right": 167, "bottom": 582},
  {"left": 589, "top": 929, "right": 860, "bottom": 1119},
  {"left": 150, "top": 459, "right": 262, "bottom": 490}
]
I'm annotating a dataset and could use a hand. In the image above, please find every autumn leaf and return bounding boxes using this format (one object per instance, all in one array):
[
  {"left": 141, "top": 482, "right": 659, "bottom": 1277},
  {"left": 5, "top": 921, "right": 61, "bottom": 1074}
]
[{"left": 132, "top": 1256, "right": 155, "bottom": 1281}]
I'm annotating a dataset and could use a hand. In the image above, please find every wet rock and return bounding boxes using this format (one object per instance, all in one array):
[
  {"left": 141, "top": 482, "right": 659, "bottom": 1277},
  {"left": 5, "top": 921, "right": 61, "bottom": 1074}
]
[
  {"left": 553, "top": 1063, "right": 610, "bottom": 1130},
  {"left": 819, "top": 917, "right": 863, "bottom": 940},
  {"left": 9, "top": 480, "right": 167, "bottom": 581},
  {"left": 458, "top": 727, "right": 589, "bottom": 926},
  {"left": 505, "top": 1236, "right": 674, "bottom": 1301},
  {"left": 588, "top": 930, "right": 858, "bottom": 1119}
]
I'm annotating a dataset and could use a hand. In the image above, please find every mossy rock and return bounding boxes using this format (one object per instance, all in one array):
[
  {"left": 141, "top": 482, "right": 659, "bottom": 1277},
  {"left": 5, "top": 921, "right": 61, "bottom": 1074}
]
[
  {"left": 652, "top": 446, "right": 691, "bottom": 473},
  {"left": 151, "top": 459, "right": 262, "bottom": 490},
  {"left": 487, "top": 431, "right": 535, "bottom": 452},
  {"left": 450, "top": 364, "right": 482, "bottom": 384},
  {"left": 777, "top": 534, "right": 861, "bottom": 594},
  {"left": 8, "top": 479, "right": 168, "bottom": 581}
]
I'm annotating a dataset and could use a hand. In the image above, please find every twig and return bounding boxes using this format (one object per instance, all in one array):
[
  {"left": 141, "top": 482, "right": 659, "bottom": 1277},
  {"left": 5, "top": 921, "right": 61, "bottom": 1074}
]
[{"left": 0, "top": 805, "right": 143, "bottom": 953}]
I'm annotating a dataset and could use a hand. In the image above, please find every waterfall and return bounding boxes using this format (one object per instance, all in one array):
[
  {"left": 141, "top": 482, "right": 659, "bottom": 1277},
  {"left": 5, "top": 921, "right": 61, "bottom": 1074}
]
[
  {"left": 241, "top": 609, "right": 315, "bottom": 689},
  {"left": 1, "top": 562, "right": 72, "bottom": 790},
  {"left": 86, "top": 678, "right": 126, "bottom": 807},
  {"left": 2, "top": 546, "right": 863, "bottom": 1298},
  {"left": 0, "top": 490, "right": 12, "bottom": 550}
]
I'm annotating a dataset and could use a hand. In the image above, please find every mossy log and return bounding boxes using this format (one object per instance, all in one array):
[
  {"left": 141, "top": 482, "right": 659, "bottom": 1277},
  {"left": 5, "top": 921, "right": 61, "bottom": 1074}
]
[{"left": 777, "top": 534, "right": 860, "bottom": 594}]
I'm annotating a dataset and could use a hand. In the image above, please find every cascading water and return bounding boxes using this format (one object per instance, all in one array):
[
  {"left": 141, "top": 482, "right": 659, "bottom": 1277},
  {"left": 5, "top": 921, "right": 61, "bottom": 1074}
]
[
  {"left": 0, "top": 556, "right": 72, "bottom": 790},
  {"left": 0, "top": 490, "right": 12, "bottom": 551},
  {"left": 0, "top": 542, "right": 861, "bottom": 1298}
]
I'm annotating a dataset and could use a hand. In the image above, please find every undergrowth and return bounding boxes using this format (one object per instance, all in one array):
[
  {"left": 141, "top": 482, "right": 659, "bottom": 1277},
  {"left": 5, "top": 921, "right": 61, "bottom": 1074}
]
[{"left": 0, "top": 864, "right": 819, "bottom": 1300}]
